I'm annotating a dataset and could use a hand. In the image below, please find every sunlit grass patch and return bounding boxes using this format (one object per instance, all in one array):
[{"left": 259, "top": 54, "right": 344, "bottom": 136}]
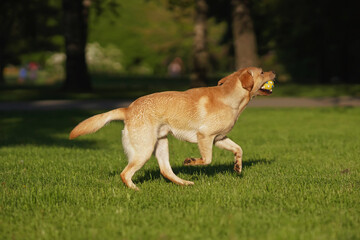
[{"left": 1, "top": 108, "right": 359, "bottom": 239}]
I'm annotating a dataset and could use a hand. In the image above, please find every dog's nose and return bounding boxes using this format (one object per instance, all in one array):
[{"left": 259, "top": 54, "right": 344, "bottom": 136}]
[{"left": 272, "top": 71, "right": 276, "bottom": 75}]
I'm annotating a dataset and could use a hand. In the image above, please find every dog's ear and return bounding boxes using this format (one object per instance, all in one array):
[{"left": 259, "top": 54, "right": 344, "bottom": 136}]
[
  {"left": 239, "top": 70, "right": 254, "bottom": 92},
  {"left": 217, "top": 78, "right": 227, "bottom": 86}
]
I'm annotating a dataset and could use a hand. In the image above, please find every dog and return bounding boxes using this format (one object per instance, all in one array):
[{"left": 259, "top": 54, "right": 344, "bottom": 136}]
[{"left": 69, "top": 67, "right": 275, "bottom": 190}]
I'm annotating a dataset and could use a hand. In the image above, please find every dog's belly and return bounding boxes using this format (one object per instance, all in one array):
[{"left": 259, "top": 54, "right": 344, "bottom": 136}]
[
  {"left": 158, "top": 125, "right": 198, "bottom": 143},
  {"left": 170, "top": 128, "right": 198, "bottom": 143}
]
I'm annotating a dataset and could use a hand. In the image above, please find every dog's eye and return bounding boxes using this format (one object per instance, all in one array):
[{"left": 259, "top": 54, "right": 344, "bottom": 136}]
[{"left": 261, "top": 71, "right": 264, "bottom": 74}]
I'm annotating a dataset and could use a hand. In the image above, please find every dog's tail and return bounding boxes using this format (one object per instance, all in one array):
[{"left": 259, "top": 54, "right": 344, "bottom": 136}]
[{"left": 69, "top": 108, "right": 127, "bottom": 140}]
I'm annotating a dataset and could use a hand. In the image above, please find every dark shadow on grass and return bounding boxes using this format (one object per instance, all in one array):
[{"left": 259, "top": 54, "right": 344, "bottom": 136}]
[
  {"left": 0, "top": 110, "right": 103, "bottom": 149},
  {"left": 125, "top": 158, "right": 275, "bottom": 184}
]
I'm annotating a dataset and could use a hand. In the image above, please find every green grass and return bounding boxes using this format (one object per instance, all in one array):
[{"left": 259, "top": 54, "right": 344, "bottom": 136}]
[{"left": 1, "top": 108, "right": 359, "bottom": 239}]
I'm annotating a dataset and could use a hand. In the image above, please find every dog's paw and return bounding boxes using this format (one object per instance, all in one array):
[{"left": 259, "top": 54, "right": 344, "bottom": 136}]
[
  {"left": 182, "top": 180, "right": 194, "bottom": 186},
  {"left": 184, "top": 158, "right": 207, "bottom": 166},
  {"left": 234, "top": 160, "right": 242, "bottom": 173},
  {"left": 184, "top": 158, "right": 197, "bottom": 165}
]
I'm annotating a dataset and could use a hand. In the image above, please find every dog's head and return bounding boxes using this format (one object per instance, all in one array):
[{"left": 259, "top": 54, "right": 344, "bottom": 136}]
[{"left": 218, "top": 67, "right": 276, "bottom": 97}]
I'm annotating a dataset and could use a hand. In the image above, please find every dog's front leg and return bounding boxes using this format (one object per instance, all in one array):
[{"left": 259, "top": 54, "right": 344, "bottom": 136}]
[
  {"left": 214, "top": 137, "right": 243, "bottom": 173},
  {"left": 184, "top": 133, "right": 214, "bottom": 166}
]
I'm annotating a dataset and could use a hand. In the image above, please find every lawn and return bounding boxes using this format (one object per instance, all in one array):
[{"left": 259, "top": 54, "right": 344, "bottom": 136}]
[{"left": 1, "top": 108, "right": 359, "bottom": 240}]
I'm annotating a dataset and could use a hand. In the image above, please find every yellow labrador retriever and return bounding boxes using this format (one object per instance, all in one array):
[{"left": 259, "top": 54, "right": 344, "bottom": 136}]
[{"left": 69, "top": 67, "right": 275, "bottom": 190}]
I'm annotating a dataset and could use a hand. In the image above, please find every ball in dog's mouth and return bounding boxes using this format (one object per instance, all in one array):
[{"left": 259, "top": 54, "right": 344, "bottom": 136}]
[{"left": 260, "top": 80, "right": 274, "bottom": 94}]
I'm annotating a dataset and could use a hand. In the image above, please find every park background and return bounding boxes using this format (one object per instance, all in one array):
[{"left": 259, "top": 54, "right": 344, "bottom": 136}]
[
  {"left": 1, "top": 0, "right": 360, "bottom": 240},
  {"left": 1, "top": 0, "right": 359, "bottom": 99}
]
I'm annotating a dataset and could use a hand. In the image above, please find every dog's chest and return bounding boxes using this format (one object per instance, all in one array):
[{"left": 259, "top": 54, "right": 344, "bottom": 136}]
[{"left": 208, "top": 107, "right": 242, "bottom": 134}]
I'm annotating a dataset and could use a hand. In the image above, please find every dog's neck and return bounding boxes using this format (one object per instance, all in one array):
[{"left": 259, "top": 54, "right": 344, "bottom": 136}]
[{"left": 219, "top": 77, "right": 251, "bottom": 111}]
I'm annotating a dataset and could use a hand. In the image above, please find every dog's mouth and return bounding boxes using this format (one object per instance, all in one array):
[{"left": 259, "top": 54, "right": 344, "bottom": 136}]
[
  {"left": 259, "top": 88, "right": 272, "bottom": 95},
  {"left": 259, "top": 82, "right": 273, "bottom": 95}
]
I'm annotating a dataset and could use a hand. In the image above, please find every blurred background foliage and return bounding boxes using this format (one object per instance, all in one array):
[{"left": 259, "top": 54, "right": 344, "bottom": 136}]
[{"left": 0, "top": 0, "right": 359, "bottom": 95}]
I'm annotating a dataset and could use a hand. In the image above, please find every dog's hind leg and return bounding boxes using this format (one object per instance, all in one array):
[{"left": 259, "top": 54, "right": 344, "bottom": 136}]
[
  {"left": 121, "top": 160, "right": 148, "bottom": 190},
  {"left": 120, "top": 127, "right": 155, "bottom": 190},
  {"left": 155, "top": 137, "right": 194, "bottom": 186},
  {"left": 214, "top": 137, "right": 243, "bottom": 173}
]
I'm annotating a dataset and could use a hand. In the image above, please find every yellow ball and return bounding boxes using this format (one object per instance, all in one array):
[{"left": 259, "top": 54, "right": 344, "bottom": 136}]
[{"left": 263, "top": 80, "right": 274, "bottom": 90}]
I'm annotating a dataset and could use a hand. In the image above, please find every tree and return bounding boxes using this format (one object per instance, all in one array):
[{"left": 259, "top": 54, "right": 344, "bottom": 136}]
[
  {"left": 192, "top": 0, "right": 209, "bottom": 87},
  {"left": 167, "top": 0, "right": 209, "bottom": 87},
  {"left": 231, "top": 0, "right": 258, "bottom": 70},
  {"left": 62, "top": 0, "right": 91, "bottom": 91},
  {"left": 62, "top": 0, "right": 119, "bottom": 91},
  {"left": 207, "top": 0, "right": 258, "bottom": 71}
]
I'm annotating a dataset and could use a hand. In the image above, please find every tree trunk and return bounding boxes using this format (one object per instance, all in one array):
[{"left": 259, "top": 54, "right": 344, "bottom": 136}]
[
  {"left": 62, "top": 0, "right": 91, "bottom": 91},
  {"left": 0, "top": 31, "right": 8, "bottom": 85},
  {"left": 231, "top": 0, "right": 258, "bottom": 70},
  {"left": 192, "top": 0, "right": 209, "bottom": 87},
  {"left": 0, "top": 50, "right": 5, "bottom": 85}
]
